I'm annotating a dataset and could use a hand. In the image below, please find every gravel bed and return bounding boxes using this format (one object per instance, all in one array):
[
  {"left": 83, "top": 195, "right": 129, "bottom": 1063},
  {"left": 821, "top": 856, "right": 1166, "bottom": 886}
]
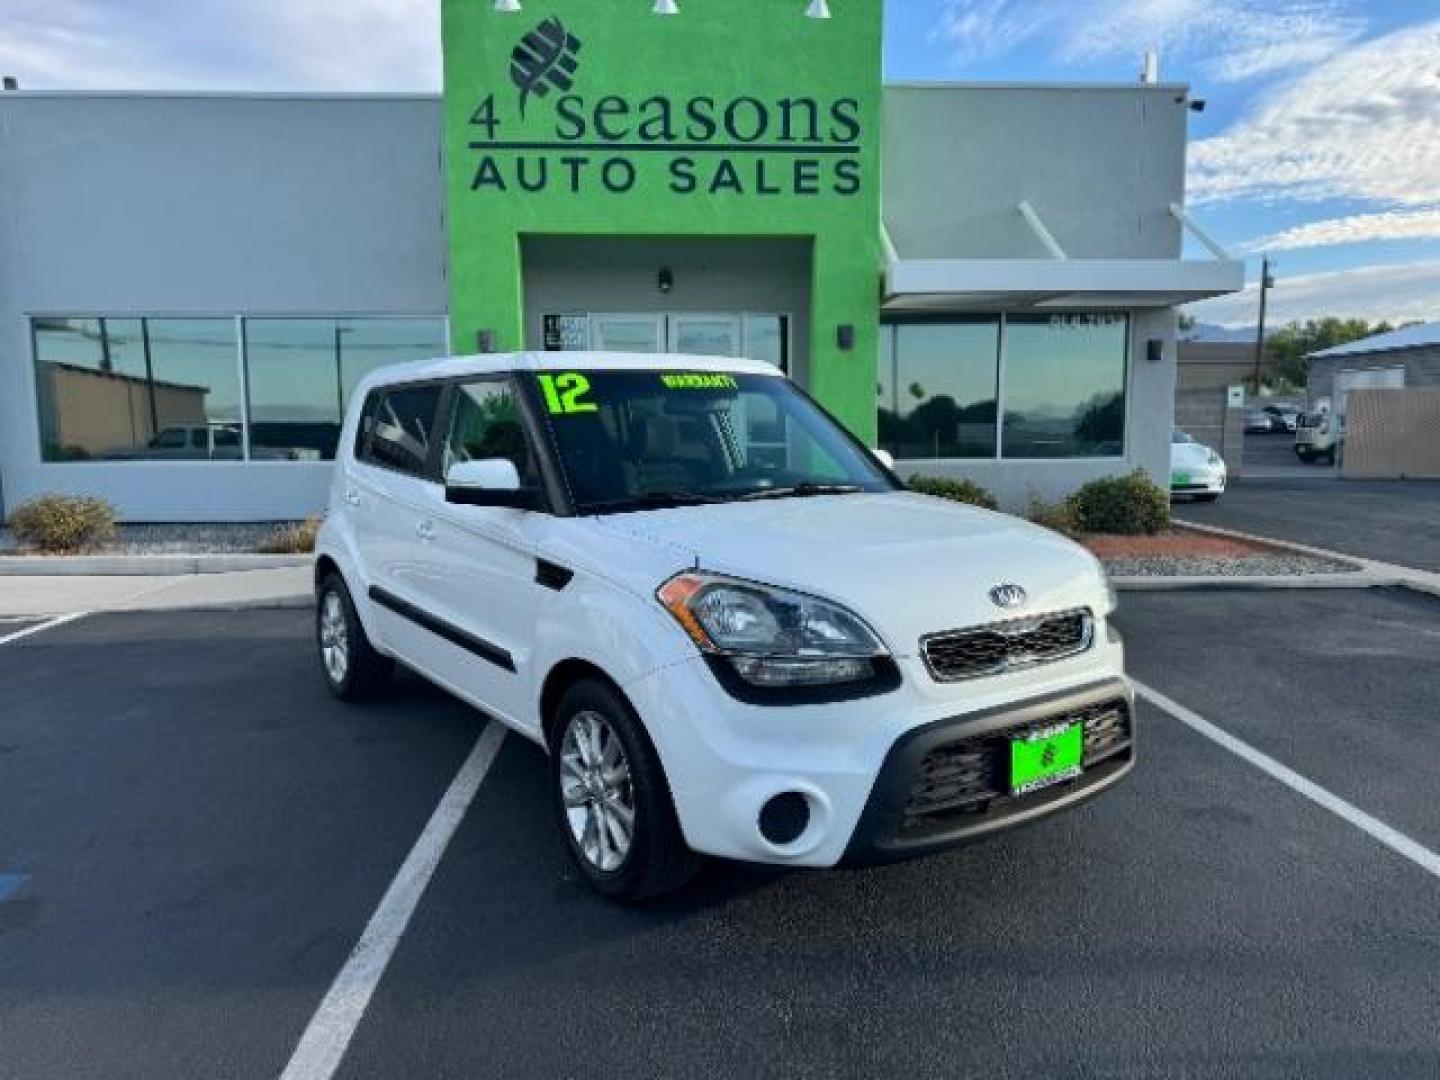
[
  {"left": 1101, "top": 553, "right": 1358, "bottom": 577},
  {"left": 0, "top": 522, "right": 291, "bottom": 555}
]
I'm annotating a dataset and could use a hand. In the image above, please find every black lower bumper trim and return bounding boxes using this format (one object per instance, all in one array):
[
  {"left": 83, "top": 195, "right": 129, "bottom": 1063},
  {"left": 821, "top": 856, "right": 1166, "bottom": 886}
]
[{"left": 842, "top": 678, "right": 1135, "bottom": 866}]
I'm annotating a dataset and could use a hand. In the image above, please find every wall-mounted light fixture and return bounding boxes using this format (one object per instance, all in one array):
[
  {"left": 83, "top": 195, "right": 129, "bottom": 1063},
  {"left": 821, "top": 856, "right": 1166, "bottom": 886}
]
[
  {"left": 836, "top": 324, "right": 855, "bottom": 350},
  {"left": 806, "top": 0, "right": 832, "bottom": 18},
  {"left": 657, "top": 267, "right": 674, "bottom": 294},
  {"left": 493, "top": 0, "right": 522, "bottom": 12},
  {"left": 653, "top": 0, "right": 680, "bottom": 13},
  {"left": 1146, "top": 338, "right": 1164, "bottom": 364}
]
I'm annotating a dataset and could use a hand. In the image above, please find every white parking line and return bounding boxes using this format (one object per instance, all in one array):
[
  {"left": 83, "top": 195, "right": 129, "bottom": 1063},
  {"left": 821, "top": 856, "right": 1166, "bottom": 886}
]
[
  {"left": 0, "top": 610, "right": 92, "bottom": 646},
  {"left": 278, "top": 719, "right": 508, "bottom": 1080},
  {"left": 1135, "top": 680, "right": 1440, "bottom": 881}
]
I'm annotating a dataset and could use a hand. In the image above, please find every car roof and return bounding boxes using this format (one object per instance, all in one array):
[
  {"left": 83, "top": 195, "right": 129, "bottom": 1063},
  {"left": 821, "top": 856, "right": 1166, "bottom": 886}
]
[{"left": 352, "top": 351, "right": 786, "bottom": 396}]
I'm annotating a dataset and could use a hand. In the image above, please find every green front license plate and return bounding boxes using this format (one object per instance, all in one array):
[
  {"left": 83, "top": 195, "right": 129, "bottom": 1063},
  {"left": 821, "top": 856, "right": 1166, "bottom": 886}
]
[
  {"left": 1011, "top": 722, "right": 1084, "bottom": 795},
  {"left": 1172, "top": 471, "right": 1191, "bottom": 486}
]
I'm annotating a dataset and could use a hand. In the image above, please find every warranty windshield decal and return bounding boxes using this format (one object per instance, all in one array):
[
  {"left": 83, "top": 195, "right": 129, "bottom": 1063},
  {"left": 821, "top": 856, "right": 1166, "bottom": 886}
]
[{"left": 661, "top": 373, "right": 739, "bottom": 390}]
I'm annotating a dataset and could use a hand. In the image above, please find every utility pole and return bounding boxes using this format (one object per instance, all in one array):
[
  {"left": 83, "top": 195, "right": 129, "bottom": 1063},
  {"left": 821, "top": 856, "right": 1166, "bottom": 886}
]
[{"left": 1252, "top": 255, "right": 1274, "bottom": 394}]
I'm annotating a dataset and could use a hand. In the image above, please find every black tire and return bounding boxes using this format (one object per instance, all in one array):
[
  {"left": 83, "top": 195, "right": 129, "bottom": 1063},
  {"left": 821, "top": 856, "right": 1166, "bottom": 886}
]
[
  {"left": 549, "top": 678, "right": 700, "bottom": 902},
  {"left": 1324, "top": 450, "right": 1336, "bottom": 466},
  {"left": 1295, "top": 449, "right": 1313, "bottom": 463},
  {"left": 316, "top": 573, "right": 393, "bottom": 701},
  {"left": 1195, "top": 493, "right": 1220, "bottom": 502}
]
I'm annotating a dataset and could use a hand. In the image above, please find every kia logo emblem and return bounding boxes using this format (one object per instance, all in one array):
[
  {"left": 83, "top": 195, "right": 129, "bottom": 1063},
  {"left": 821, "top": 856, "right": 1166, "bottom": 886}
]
[{"left": 989, "top": 583, "right": 1027, "bottom": 609}]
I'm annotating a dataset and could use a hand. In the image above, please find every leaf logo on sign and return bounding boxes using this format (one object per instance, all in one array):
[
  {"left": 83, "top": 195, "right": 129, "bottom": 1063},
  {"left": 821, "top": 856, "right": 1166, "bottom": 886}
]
[{"left": 510, "top": 17, "right": 582, "bottom": 118}]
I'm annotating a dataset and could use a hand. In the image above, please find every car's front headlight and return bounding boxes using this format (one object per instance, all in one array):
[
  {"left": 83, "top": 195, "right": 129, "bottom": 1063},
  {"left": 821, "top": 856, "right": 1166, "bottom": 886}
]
[{"left": 657, "top": 572, "right": 888, "bottom": 688}]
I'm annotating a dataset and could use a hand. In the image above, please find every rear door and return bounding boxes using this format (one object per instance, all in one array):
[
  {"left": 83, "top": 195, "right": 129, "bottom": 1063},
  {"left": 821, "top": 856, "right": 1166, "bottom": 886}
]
[
  {"left": 347, "top": 381, "right": 447, "bottom": 663},
  {"left": 412, "top": 375, "right": 549, "bottom": 731}
]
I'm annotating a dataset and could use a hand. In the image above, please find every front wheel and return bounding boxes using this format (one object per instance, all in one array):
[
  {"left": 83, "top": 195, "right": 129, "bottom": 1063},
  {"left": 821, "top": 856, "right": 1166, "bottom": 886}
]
[
  {"left": 550, "top": 679, "right": 700, "bottom": 902},
  {"left": 317, "top": 574, "right": 393, "bottom": 701}
]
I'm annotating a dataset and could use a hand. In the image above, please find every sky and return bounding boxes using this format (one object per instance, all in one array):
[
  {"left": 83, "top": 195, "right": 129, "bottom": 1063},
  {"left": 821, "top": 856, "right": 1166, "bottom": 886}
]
[{"left": 1, "top": 0, "right": 1436, "bottom": 330}]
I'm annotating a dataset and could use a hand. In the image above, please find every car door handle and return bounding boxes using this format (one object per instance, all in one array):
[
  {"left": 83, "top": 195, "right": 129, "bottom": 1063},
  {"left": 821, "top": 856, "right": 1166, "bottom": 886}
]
[
  {"left": 416, "top": 519, "right": 436, "bottom": 542},
  {"left": 344, "top": 488, "right": 361, "bottom": 507}
]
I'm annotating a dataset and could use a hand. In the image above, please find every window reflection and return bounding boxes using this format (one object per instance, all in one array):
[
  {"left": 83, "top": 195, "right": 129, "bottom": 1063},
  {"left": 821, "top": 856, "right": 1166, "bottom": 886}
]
[
  {"left": 246, "top": 318, "right": 447, "bottom": 461},
  {"left": 33, "top": 315, "right": 446, "bottom": 463},
  {"left": 879, "top": 314, "right": 1128, "bottom": 461},
  {"left": 881, "top": 321, "right": 999, "bottom": 459},
  {"left": 33, "top": 317, "right": 241, "bottom": 462},
  {"left": 1002, "top": 314, "right": 1127, "bottom": 458}
]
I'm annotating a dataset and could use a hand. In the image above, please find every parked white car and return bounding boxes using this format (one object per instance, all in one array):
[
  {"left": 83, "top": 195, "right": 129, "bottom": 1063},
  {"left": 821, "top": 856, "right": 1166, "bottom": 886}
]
[
  {"left": 1170, "top": 430, "right": 1226, "bottom": 501},
  {"left": 314, "top": 353, "right": 1133, "bottom": 900}
]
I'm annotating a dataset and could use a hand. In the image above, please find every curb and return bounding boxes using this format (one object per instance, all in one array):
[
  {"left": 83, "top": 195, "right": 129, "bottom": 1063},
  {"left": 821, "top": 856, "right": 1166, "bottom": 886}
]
[
  {"left": 0, "top": 554, "right": 312, "bottom": 577},
  {"left": 1113, "top": 572, "right": 1392, "bottom": 592},
  {"left": 128, "top": 594, "right": 315, "bottom": 614},
  {"left": 1170, "top": 518, "right": 1440, "bottom": 601}
]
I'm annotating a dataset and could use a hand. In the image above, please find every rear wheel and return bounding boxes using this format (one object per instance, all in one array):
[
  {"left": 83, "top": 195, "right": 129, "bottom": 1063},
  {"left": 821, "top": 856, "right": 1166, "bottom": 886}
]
[
  {"left": 317, "top": 574, "right": 393, "bottom": 701},
  {"left": 550, "top": 678, "right": 699, "bottom": 901},
  {"left": 1295, "top": 449, "right": 1313, "bottom": 462}
]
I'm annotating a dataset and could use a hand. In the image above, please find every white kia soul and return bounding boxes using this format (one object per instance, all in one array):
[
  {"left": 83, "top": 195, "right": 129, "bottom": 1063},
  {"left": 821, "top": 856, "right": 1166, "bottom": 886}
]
[{"left": 315, "top": 353, "right": 1134, "bottom": 900}]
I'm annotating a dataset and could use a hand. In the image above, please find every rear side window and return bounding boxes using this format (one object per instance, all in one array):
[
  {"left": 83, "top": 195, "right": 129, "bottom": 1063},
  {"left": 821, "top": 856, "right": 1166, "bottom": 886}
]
[{"left": 358, "top": 384, "right": 444, "bottom": 478}]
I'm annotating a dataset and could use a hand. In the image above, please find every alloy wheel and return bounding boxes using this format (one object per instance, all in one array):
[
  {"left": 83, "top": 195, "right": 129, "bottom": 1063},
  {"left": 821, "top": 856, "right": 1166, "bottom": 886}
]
[
  {"left": 319, "top": 590, "right": 350, "bottom": 685},
  {"left": 559, "top": 710, "right": 635, "bottom": 872}
]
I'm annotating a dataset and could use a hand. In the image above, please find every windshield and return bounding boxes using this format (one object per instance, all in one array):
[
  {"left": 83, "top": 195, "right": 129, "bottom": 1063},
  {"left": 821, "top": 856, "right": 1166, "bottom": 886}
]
[{"left": 531, "top": 369, "right": 896, "bottom": 513}]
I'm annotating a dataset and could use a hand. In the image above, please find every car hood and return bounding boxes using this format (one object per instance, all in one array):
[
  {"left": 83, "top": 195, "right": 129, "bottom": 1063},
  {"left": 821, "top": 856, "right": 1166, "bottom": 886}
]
[
  {"left": 594, "top": 491, "right": 1108, "bottom": 657},
  {"left": 1171, "top": 442, "right": 1222, "bottom": 470}
]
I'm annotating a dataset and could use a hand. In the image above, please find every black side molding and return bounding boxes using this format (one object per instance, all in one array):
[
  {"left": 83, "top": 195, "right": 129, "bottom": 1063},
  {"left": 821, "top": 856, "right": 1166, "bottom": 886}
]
[
  {"left": 535, "top": 559, "right": 574, "bottom": 591},
  {"left": 368, "top": 585, "right": 516, "bottom": 672}
]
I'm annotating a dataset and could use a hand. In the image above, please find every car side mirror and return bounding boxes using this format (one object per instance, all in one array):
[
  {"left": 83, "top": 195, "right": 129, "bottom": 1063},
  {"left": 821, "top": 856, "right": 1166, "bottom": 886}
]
[
  {"left": 871, "top": 447, "right": 896, "bottom": 470},
  {"left": 445, "top": 459, "right": 539, "bottom": 510}
]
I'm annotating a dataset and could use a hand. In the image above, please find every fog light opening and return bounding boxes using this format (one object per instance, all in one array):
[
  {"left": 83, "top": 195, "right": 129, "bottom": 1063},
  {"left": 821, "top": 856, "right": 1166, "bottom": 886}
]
[{"left": 758, "top": 791, "right": 811, "bottom": 846}]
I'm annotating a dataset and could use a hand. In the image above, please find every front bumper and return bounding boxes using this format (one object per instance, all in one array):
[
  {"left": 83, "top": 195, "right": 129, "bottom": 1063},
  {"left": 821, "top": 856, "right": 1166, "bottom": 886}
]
[
  {"left": 842, "top": 678, "right": 1134, "bottom": 864},
  {"left": 1171, "top": 468, "right": 1226, "bottom": 495},
  {"left": 622, "top": 629, "right": 1131, "bottom": 869}
]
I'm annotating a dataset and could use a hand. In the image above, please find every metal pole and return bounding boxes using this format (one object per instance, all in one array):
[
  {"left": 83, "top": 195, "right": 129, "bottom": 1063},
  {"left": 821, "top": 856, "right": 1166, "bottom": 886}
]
[
  {"left": 333, "top": 325, "right": 345, "bottom": 419},
  {"left": 141, "top": 319, "right": 159, "bottom": 437},
  {"left": 1252, "top": 255, "right": 1272, "bottom": 393}
]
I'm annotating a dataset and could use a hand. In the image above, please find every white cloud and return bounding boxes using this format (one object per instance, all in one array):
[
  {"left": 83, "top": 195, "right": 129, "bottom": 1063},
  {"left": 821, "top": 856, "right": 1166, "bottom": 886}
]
[
  {"left": 1189, "top": 19, "right": 1440, "bottom": 207},
  {"left": 930, "top": 1, "right": 1051, "bottom": 66},
  {"left": 1186, "top": 260, "right": 1440, "bottom": 328},
  {"left": 934, "top": 0, "right": 1363, "bottom": 82},
  {"left": 1244, "top": 208, "right": 1440, "bottom": 253},
  {"left": 1063, "top": 0, "right": 1364, "bottom": 82},
  {"left": 0, "top": 0, "right": 440, "bottom": 92}
]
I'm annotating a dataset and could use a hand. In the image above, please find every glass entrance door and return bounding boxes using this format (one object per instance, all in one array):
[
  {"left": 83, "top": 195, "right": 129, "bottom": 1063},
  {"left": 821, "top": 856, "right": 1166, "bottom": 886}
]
[
  {"left": 589, "top": 314, "right": 664, "bottom": 353},
  {"left": 668, "top": 314, "right": 741, "bottom": 358},
  {"left": 581, "top": 313, "right": 788, "bottom": 371}
]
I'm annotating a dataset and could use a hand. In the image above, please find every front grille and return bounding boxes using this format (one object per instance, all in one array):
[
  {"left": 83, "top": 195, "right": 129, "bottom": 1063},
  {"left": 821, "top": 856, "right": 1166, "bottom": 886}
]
[
  {"left": 900, "top": 698, "right": 1131, "bottom": 837},
  {"left": 921, "top": 609, "right": 1093, "bottom": 682}
]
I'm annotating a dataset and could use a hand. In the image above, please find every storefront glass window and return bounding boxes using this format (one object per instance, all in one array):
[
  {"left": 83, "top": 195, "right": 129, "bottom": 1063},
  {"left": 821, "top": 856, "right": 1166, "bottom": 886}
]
[
  {"left": 33, "top": 317, "right": 241, "bottom": 462},
  {"left": 882, "top": 320, "right": 999, "bottom": 459},
  {"left": 879, "top": 313, "right": 1127, "bottom": 460},
  {"left": 1002, "top": 314, "right": 1127, "bottom": 458},
  {"left": 244, "top": 318, "right": 447, "bottom": 461}
]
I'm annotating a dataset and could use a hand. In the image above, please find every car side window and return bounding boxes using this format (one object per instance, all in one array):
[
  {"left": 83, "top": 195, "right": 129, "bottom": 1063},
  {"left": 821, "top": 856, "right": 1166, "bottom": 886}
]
[
  {"left": 442, "top": 379, "right": 539, "bottom": 486},
  {"left": 360, "top": 384, "right": 443, "bottom": 478}
]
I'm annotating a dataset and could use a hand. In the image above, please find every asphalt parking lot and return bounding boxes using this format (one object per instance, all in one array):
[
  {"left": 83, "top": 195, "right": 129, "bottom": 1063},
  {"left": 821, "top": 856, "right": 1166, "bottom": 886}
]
[
  {"left": 1183, "top": 474, "right": 1440, "bottom": 573},
  {"left": 3, "top": 595, "right": 1439, "bottom": 1079}
]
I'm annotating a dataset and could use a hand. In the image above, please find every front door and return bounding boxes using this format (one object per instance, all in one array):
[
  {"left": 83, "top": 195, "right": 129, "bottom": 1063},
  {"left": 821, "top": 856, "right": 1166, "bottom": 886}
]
[
  {"left": 590, "top": 314, "right": 664, "bottom": 353},
  {"left": 583, "top": 313, "right": 787, "bottom": 371},
  {"left": 668, "top": 314, "right": 741, "bottom": 357}
]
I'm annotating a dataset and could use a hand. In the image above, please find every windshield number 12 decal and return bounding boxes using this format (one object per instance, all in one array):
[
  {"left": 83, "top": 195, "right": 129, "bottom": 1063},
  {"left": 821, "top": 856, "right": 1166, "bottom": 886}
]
[{"left": 537, "top": 373, "right": 597, "bottom": 415}]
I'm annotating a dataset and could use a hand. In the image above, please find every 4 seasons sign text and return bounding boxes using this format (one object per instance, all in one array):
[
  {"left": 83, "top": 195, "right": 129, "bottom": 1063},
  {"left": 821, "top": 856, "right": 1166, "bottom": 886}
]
[{"left": 466, "top": 16, "right": 864, "bottom": 198}]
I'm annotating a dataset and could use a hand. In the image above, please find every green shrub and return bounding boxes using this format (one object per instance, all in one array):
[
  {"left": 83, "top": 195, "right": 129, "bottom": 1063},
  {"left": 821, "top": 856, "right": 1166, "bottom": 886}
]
[
  {"left": 8, "top": 494, "right": 118, "bottom": 553},
  {"left": 1025, "top": 494, "right": 1082, "bottom": 538},
  {"left": 257, "top": 516, "right": 322, "bottom": 555},
  {"left": 1067, "top": 470, "right": 1170, "bottom": 535},
  {"left": 906, "top": 475, "right": 999, "bottom": 511}
]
